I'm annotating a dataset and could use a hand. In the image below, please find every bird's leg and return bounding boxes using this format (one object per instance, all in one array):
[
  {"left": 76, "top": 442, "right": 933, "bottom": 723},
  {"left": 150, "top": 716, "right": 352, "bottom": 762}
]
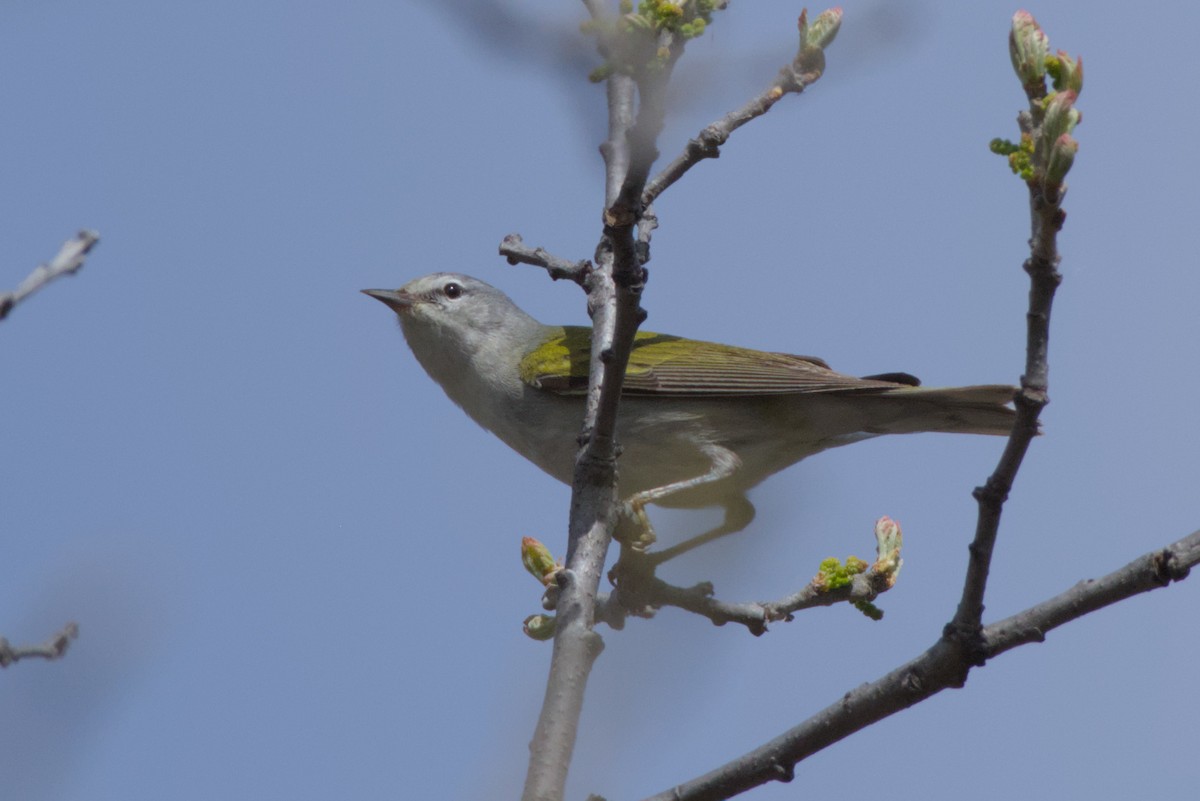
[
  {"left": 620, "top": 443, "right": 741, "bottom": 552},
  {"left": 646, "top": 495, "right": 756, "bottom": 567}
]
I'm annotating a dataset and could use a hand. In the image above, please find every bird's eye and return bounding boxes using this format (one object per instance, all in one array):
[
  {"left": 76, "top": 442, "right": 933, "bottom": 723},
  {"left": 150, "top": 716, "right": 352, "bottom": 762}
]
[{"left": 443, "top": 282, "right": 463, "bottom": 299}]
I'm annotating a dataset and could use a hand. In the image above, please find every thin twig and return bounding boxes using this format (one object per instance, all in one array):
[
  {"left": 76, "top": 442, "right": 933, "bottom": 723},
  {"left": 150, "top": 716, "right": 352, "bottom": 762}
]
[
  {"left": 0, "top": 230, "right": 100, "bottom": 321},
  {"left": 640, "top": 529, "right": 1200, "bottom": 801},
  {"left": 643, "top": 74, "right": 803, "bottom": 206},
  {"left": 643, "top": 12, "right": 837, "bottom": 207},
  {"left": 642, "top": 19, "right": 1081, "bottom": 797},
  {"left": 499, "top": 234, "right": 592, "bottom": 284},
  {"left": 948, "top": 76, "right": 1063, "bottom": 658},
  {"left": 0, "top": 622, "right": 79, "bottom": 668},
  {"left": 608, "top": 517, "right": 904, "bottom": 634},
  {"left": 631, "top": 570, "right": 895, "bottom": 636}
]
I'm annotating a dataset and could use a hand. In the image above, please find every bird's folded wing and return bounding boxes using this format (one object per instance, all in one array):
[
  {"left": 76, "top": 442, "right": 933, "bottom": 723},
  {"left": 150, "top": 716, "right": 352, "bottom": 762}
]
[{"left": 519, "top": 327, "right": 913, "bottom": 397}]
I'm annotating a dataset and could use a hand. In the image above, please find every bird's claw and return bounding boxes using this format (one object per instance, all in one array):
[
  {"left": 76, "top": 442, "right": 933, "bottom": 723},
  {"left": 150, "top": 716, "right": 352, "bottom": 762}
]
[{"left": 617, "top": 500, "right": 657, "bottom": 551}]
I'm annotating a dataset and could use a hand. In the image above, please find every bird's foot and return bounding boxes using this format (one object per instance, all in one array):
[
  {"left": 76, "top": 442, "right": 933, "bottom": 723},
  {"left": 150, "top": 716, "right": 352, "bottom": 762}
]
[{"left": 616, "top": 500, "right": 657, "bottom": 552}]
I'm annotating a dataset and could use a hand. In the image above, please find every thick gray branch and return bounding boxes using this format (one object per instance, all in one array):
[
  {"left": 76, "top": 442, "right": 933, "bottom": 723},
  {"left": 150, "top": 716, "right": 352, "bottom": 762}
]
[
  {"left": 523, "top": 12, "right": 847, "bottom": 798},
  {"left": 522, "top": 58, "right": 658, "bottom": 801},
  {"left": 641, "top": 529, "right": 1200, "bottom": 801}
]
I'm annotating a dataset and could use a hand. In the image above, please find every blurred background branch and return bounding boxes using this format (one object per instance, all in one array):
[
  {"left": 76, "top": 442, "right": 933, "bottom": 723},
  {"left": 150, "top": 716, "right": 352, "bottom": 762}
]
[
  {"left": 0, "top": 231, "right": 99, "bottom": 322},
  {"left": 0, "top": 622, "right": 78, "bottom": 668}
]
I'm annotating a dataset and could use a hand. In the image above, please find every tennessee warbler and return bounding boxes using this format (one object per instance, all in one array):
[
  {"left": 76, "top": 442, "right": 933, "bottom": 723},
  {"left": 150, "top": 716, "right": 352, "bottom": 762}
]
[{"left": 364, "top": 273, "right": 1015, "bottom": 546}]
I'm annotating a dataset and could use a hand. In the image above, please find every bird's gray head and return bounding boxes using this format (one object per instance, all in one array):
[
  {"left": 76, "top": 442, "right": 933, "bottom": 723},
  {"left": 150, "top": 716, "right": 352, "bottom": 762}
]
[{"left": 362, "top": 273, "right": 546, "bottom": 383}]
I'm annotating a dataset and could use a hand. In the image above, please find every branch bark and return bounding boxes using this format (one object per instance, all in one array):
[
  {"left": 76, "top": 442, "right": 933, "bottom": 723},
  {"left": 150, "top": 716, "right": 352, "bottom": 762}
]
[
  {"left": 0, "top": 230, "right": 100, "bottom": 322},
  {"left": 521, "top": 53, "right": 656, "bottom": 801},
  {"left": 640, "top": 528, "right": 1200, "bottom": 801},
  {"left": 520, "top": 9, "right": 845, "bottom": 799},
  {"left": 643, "top": 29, "right": 831, "bottom": 207},
  {"left": 641, "top": 16, "right": 1092, "bottom": 799},
  {"left": 948, "top": 47, "right": 1066, "bottom": 658},
  {"left": 499, "top": 234, "right": 592, "bottom": 285},
  {"left": 0, "top": 622, "right": 79, "bottom": 668},
  {"left": 598, "top": 568, "right": 895, "bottom": 637}
]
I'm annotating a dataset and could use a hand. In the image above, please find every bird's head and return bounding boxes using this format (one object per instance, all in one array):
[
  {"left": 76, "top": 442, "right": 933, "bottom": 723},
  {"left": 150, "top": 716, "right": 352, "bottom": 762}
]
[{"left": 362, "top": 273, "right": 546, "bottom": 386}]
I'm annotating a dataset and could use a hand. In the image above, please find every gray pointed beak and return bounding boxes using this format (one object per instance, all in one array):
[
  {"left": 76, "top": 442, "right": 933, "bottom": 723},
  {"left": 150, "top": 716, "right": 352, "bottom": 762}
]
[{"left": 361, "top": 288, "right": 414, "bottom": 314}]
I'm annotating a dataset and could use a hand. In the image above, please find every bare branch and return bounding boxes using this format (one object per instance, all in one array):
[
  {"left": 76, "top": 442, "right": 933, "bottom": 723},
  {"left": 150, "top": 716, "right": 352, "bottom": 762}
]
[
  {"left": 620, "top": 569, "right": 896, "bottom": 636},
  {"left": 948, "top": 53, "right": 1068, "bottom": 654},
  {"left": 600, "top": 74, "right": 638, "bottom": 209},
  {"left": 499, "top": 234, "right": 591, "bottom": 285},
  {"left": 525, "top": 11, "right": 844, "bottom": 800},
  {"left": 640, "top": 529, "right": 1200, "bottom": 801},
  {"left": 0, "top": 622, "right": 79, "bottom": 668},
  {"left": 644, "top": 76, "right": 803, "bottom": 207},
  {"left": 644, "top": 10, "right": 841, "bottom": 207},
  {"left": 638, "top": 18, "right": 1085, "bottom": 799},
  {"left": 604, "top": 516, "right": 904, "bottom": 634},
  {"left": 524, "top": 14, "right": 697, "bottom": 794},
  {"left": 0, "top": 230, "right": 100, "bottom": 321},
  {"left": 984, "top": 530, "right": 1200, "bottom": 657}
]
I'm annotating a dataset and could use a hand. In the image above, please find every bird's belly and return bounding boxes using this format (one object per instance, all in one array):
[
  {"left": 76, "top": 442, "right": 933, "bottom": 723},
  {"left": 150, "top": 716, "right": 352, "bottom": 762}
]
[
  {"left": 496, "top": 393, "right": 879, "bottom": 511},
  {"left": 613, "top": 398, "right": 790, "bottom": 507}
]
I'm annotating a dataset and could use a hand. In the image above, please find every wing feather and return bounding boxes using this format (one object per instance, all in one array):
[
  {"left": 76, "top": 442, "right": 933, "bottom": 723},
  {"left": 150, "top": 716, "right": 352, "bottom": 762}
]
[{"left": 519, "top": 327, "right": 915, "bottom": 397}]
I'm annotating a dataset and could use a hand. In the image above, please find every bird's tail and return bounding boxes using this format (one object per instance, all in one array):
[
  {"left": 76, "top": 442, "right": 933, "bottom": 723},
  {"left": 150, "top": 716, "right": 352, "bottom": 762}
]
[{"left": 865, "top": 384, "right": 1019, "bottom": 436}]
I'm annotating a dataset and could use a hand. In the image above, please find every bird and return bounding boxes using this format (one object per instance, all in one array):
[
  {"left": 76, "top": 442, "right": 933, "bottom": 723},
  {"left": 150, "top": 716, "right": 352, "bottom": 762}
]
[{"left": 363, "top": 273, "right": 1015, "bottom": 552}]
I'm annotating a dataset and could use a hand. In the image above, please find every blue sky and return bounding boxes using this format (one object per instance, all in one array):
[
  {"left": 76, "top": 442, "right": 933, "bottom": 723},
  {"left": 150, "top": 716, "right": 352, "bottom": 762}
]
[{"left": 2, "top": 2, "right": 1197, "bottom": 799}]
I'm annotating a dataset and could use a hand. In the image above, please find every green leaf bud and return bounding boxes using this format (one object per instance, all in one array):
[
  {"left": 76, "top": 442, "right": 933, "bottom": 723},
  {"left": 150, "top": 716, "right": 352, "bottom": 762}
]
[
  {"left": 521, "top": 536, "right": 560, "bottom": 585},
  {"left": 990, "top": 138, "right": 1020, "bottom": 156},
  {"left": 1040, "top": 89, "right": 1080, "bottom": 147},
  {"left": 854, "top": 601, "right": 884, "bottom": 621},
  {"left": 523, "top": 614, "right": 557, "bottom": 641},
  {"left": 1009, "top": 10, "right": 1049, "bottom": 88},
  {"left": 872, "top": 515, "right": 903, "bottom": 583},
  {"left": 804, "top": 6, "right": 843, "bottom": 50},
  {"left": 1047, "top": 50, "right": 1084, "bottom": 94},
  {"left": 1045, "top": 133, "right": 1078, "bottom": 186}
]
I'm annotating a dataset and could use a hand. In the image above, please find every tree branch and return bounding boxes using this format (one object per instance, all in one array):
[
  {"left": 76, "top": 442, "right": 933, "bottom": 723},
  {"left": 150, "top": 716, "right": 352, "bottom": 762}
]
[
  {"left": 522, "top": 10, "right": 846, "bottom": 799},
  {"left": 602, "top": 516, "right": 904, "bottom": 635},
  {"left": 521, "top": 51, "right": 656, "bottom": 801},
  {"left": 0, "top": 622, "right": 79, "bottom": 668},
  {"left": 948, "top": 18, "right": 1074, "bottom": 654},
  {"left": 607, "top": 569, "right": 896, "bottom": 637},
  {"left": 0, "top": 230, "right": 100, "bottom": 322},
  {"left": 643, "top": 9, "right": 841, "bottom": 207},
  {"left": 499, "top": 233, "right": 592, "bottom": 285},
  {"left": 640, "top": 529, "right": 1200, "bottom": 801},
  {"left": 639, "top": 16, "right": 1088, "bottom": 799}
]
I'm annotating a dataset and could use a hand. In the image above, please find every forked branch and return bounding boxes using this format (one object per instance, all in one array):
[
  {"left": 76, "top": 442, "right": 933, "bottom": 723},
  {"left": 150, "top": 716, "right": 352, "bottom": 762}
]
[
  {"left": 522, "top": 7, "right": 845, "bottom": 800},
  {"left": 641, "top": 528, "right": 1200, "bottom": 801}
]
